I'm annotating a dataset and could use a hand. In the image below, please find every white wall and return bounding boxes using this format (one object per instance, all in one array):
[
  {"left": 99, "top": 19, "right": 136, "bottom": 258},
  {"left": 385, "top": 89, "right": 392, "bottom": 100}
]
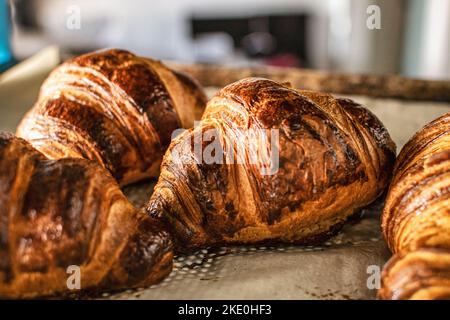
[
  {"left": 417, "top": 0, "right": 450, "bottom": 79},
  {"left": 14, "top": 0, "right": 330, "bottom": 66}
]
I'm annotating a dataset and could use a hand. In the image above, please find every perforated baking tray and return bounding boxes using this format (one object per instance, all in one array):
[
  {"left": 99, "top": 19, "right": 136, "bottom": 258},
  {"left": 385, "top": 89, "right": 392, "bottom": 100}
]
[{"left": 1, "top": 49, "right": 450, "bottom": 299}]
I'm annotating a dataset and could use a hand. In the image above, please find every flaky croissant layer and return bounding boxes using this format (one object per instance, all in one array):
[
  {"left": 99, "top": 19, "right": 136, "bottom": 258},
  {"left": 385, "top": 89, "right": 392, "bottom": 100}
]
[
  {"left": 17, "top": 49, "right": 206, "bottom": 186},
  {"left": 147, "top": 78, "right": 396, "bottom": 250},
  {"left": 379, "top": 112, "right": 450, "bottom": 300},
  {"left": 0, "top": 133, "right": 173, "bottom": 298}
]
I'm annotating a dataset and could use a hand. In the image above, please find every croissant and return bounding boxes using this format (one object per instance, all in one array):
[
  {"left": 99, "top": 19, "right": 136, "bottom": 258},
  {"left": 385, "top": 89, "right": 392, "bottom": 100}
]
[
  {"left": 16, "top": 49, "right": 207, "bottom": 186},
  {"left": 0, "top": 132, "right": 173, "bottom": 298},
  {"left": 146, "top": 78, "right": 396, "bottom": 250},
  {"left": 379, "top": 112, "right": 450, "bottom": 300}
]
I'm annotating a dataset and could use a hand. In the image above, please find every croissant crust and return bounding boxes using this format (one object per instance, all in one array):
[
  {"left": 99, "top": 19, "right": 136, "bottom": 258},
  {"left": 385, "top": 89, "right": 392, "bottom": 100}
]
[
  {"left": 380, "top": 112, "right": 450, "bottom": 300},
  {"left": 16, "top": 49, "right": 206, "bottom": 186},
  {"left": 147, "top": 78, "right": 396, "bottom": 250},
  {"left": 0, "top": 133, "right": 173, "bottom": 298}
]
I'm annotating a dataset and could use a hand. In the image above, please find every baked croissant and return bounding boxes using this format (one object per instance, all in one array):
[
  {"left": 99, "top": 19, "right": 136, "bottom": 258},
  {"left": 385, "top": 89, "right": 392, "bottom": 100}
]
[
  {"left": 0, "top": 132, "right": 173, "bottom": 298},
  {"left": 379, "top": 112, "right": 450, "bottom": 300},
  {"left": 17, "top": 49, "right": 206, "bottom": 186},
  {"left": 146, "top": 78, "right": 396, "bottom": 250}
]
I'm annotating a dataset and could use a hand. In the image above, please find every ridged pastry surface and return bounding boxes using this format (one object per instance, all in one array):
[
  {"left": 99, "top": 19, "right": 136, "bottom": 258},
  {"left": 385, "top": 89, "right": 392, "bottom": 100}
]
[
  {"left": 0, "top": 132, "right": 173, "bottom": 298},
  {"left": 379, "top": 248, "right": 450, "bottom": 300},
  {"left": 147, "top": 78, "right": 396, "bottom": 250},
  {"left": 382, "top": 113, "right": 450, "bottom": 253},
  {"left": 380, "top": 112, "right": 450, "bottom": 300},
  {"left": 16, "top": 49, "right": 206, "bottom": 185}
]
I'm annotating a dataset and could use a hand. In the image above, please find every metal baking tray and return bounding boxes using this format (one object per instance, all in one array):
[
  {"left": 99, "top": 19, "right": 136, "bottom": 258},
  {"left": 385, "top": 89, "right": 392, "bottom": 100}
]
[{"left": 1, "top": 48, "right": 450, "bottom": 299}]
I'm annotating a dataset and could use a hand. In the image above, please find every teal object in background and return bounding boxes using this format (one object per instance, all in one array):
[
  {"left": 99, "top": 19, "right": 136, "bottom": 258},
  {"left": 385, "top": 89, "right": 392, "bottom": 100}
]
[{"left": 0, "top": 0, "right": 12, "bottom": 72}]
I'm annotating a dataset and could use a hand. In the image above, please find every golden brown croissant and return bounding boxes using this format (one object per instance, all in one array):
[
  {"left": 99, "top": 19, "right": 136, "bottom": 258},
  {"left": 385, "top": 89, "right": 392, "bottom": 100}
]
[
  {"left": 0, "top": 132, "right": 173, "bottom": 298},
  {"left": 17, "top": 49, "right": 206, "bottom": 186},
  {"left": 146, "top": 78, "right": 396, "bottom": 250},
  {"left": 379, "top": 112, "right": 450, "bottom": 300}
]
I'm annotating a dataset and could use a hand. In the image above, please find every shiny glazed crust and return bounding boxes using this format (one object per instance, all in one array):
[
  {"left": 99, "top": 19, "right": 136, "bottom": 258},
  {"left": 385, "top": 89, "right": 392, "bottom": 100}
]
[
  {"left": 379, "top": 112, "right": 450, "bottom": 300},
  {"left": 147, "top": 78, "right": 396, "bottom": 250},
  {"left": 379, "top": 248, "right": 450, "bottom": 300},
  {"left": 0, "top": 133, "right": 173, "bottom": 298},
  {"left": 16, "top": 49, "right": 206, "bottom": 186}
]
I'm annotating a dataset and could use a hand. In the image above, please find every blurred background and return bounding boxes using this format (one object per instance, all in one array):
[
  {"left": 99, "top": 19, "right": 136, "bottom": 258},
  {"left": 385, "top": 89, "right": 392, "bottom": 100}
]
[{"left": 1, "top": 0, "right": 450, "bottom": 79}]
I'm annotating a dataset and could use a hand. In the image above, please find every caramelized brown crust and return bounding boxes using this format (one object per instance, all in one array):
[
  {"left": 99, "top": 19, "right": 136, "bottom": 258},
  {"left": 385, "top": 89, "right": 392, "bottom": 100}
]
[
  {"left": 16, "top": 49, "right": 206, "bottom": 186},
  {"left": 379, "top": 112, "right": 450, "bottom": 300},
  {"left": 0, "top": 133, "right": 173, "bottom": 298},
  {"left": 379, "top": 248, "right": 450, "bottom": 300},
  {"left": 146, "top": 78, "right": 396, "bottom": 250}
]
